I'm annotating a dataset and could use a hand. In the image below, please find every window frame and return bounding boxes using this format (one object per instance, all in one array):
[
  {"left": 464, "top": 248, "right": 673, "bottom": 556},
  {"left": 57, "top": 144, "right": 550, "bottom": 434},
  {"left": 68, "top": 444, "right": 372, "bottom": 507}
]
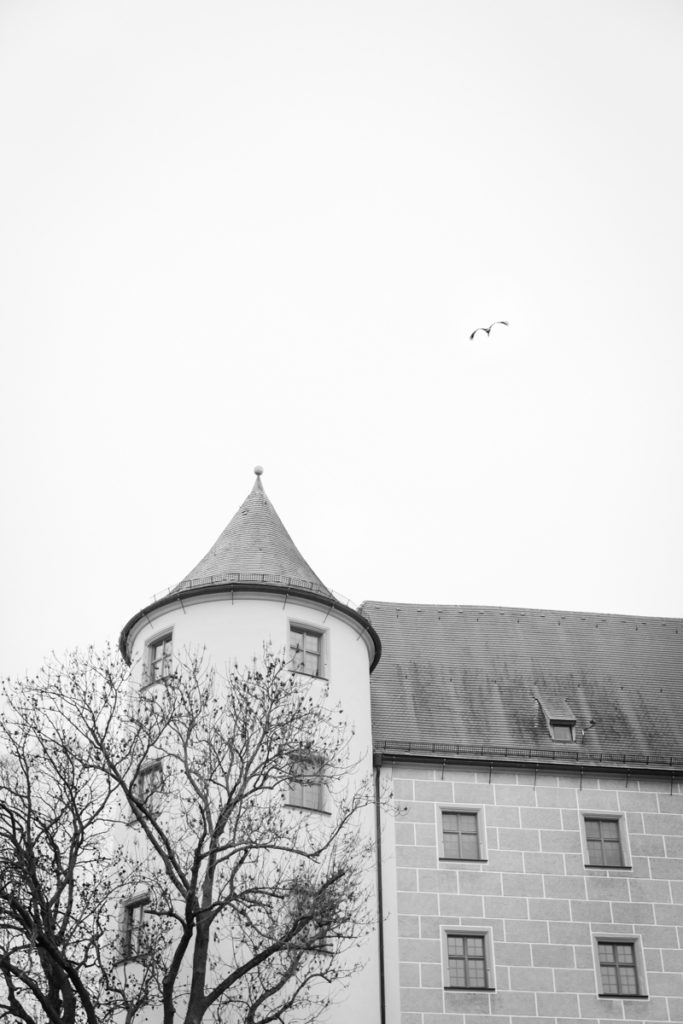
[
  {"left": 120, "top": 896, "right": 149, "bottom": 961},
  {"left": 442, "top": 928, "right": 495, "bottom": 991},
  {"left": 145, "top": 631, "right": 173, "bottom": 688},
  {"left": 288, "top": 623, "right": 326, "bottom": 679},
  {"left": 134, "top": 760, "right": 163, "bottom": 816},
  {"left": 593, "top": 935, "right": 647, "bottom": 999},
  {"left": 549, "top": 719, "right": 576, "bottom": 742},
  {"left": 440, "top": 809, "right": 483, "bottom": 862},
  {"left": 438, "top": 806, "right": 486, "bottom": 862},
  {"left": 286, "top": 755, "right": 328, "bottom": 814},
  {"left": 289, "top": 885, "right": 334, "bottom": 955},
  {"left": 582, "top": 815, "right": 630, "bottom": 869}
]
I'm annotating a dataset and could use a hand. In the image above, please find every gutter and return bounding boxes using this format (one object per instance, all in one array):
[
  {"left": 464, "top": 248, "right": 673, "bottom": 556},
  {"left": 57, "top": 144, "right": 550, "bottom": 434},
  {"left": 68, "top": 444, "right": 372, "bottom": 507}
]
[
  {"left": 374, "top": 763, "right": 386, "bottom": 1024},
  {"left": 376, "top": 747, "right": 683, "bottom": 783}
]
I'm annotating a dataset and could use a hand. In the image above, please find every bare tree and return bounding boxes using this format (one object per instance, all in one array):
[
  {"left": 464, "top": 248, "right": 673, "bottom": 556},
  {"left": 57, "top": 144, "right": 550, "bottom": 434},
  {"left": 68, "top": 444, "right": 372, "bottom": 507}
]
[
  {"left": 2, "top": 648, "right": 377, "bottom": 1024},
  {"left": 0, "top": 672, "right": 158, "bottom": 1024}
]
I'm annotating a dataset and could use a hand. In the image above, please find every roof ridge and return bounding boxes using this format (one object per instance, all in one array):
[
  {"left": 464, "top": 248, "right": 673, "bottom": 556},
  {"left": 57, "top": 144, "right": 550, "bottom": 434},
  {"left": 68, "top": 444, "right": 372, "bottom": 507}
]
[{"left": 360, "top": 600, "right": 682, "bottom": 625}]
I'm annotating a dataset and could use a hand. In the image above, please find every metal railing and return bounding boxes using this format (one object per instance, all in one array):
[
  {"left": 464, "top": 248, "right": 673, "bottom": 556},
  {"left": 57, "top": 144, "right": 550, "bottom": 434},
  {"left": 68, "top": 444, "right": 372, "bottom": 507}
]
[{"left": 148, "top": 573, "right": 360, "bottom": 610}]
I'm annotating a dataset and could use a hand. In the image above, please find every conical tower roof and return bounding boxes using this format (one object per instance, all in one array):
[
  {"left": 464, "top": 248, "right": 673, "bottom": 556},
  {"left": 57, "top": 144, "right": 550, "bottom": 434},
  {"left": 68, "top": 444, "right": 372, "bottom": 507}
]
[
  {"left": 171, "top": 468, "right": 332, "bottom": 599},
  {"left": 119, "top": 467, "right": 381, "bottom": 669}
]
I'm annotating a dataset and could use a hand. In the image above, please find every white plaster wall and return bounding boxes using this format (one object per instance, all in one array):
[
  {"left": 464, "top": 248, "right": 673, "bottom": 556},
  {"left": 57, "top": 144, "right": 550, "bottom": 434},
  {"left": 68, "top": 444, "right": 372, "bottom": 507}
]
[{"left": 125, "top": 590, "right": 381, "bottom": 1024}]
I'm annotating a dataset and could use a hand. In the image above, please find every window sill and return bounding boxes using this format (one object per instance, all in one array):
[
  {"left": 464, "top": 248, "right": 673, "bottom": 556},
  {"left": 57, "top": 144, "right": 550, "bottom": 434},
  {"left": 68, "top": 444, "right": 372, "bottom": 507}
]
[
  {"left": 444, "top": 987, "right": 495, "bottom": 992},
  {"left": 140, "top": 679, "right": 171, "bottom": 692},
  {"left": 439, "top": 858, "right": 488, "bottom": 864},
  {"left": 113, "top": 954, "right": 142, "bottom": 967},
  {"left": 585, "top": 864, "right": 632, "bottom": 870},
  {"left": 598, "top": 993, "right": 648, "bottom": 1000},
  {"left": 284, "top": 802, "right": 331, "bottom": 816}
]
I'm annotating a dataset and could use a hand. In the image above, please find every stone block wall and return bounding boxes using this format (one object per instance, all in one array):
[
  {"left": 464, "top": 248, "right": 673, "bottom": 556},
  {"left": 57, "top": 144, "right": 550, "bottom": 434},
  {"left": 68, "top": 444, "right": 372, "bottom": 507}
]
[{"left": 383, "top": 763, "right": 683, "bottom": 1023}]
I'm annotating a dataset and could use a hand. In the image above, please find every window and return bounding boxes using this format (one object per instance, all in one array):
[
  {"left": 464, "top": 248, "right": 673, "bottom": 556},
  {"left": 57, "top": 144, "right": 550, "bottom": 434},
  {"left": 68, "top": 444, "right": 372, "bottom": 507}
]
[
  {"left": 287, "top": 757, "right": 325, "bottom": 812},
  {"left": 442, "top": 811, "right": 480, "bottom": 860},
  {"left": 597, "top": 941, "right": 641, "bottom": 997},
  {"left": 550, "top": 719, "right": 575, "bottom": 742},
  {"left": 445, "top": 934, "right": 490, "bottom": 989},
  {"left": 585, "top": 817, "right": 625, "bottom": 867},
  {"left": 148, "top": 634, "right": 173, "bottom": 685},
  {"left": 290, "top": 885, "right": 333, "bottom": 954},
  {"left": 121, "top": 898, "right": 148, "bottom": 960},
  {"left": 289, "top": 627, "right": 322, "bottom": 677},
  {"left": 135, "top": 761, "right": 163, "bottom": 815}
]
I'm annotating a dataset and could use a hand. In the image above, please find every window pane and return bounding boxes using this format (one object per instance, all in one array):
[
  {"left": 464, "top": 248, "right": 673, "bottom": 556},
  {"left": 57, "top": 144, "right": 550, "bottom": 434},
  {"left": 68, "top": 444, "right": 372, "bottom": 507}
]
[
  {"left": 305, "top": 633, "right": 320, "bottom": 654},
  {"left": 460, "top": 832, "right": 479, "bottom": 859},
  {"left": 467, "top": 959, "right": 486, "bottom": 988},
  {"left": 619, "top": 966, "right": 638, "bottom": 995},
  {"left": 450, "top": 960, "right": 466, "bottom": 987},
  {"left": 602, "top": 820, "right": 620, "bottom": 841},
  {"left": 587, "top": 838, "right": 603, "bottom": 864},
  {"left": 601, "top": 964, "right": 618, "bottom": 993},
  {"left": 603, "top": 841, "right": 623, "bottom": 866},
  {"left": 443, "top": 833, "right": 460, "bottom": 858},
  {"left": 585, "top": 819, "right": 601, "bottom": 839},
  {"left": 304, "top": 651, "right": 319, "bottom": 675}
]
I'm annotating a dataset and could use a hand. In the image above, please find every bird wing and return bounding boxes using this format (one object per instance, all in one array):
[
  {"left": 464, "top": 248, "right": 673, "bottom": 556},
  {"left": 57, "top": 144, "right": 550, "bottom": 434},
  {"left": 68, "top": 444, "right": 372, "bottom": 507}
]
[
  {"left": 490, "top": 320, "right": 509, "bottom": 329},
  {"left": 469, "top": 327, "right": 485, "bottom": 340}
]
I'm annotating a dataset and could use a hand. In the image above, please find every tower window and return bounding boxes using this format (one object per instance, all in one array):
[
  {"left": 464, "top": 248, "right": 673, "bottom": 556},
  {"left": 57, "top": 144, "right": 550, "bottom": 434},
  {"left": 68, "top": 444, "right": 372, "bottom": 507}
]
[
  {"left": 287, "top": 757, "right": 326, "bottom": 813},
  {"left": 289, "top": 627, "right": 323, "bottom": 677},
  {"left": 147, "top": 634, "right": 173, "bottom": 686},
  {"left": 121, "top": 897, "right": 148, "bottom": 960},
  {"left": 134, "top": 761, "right": 163, "bottom": 816}
]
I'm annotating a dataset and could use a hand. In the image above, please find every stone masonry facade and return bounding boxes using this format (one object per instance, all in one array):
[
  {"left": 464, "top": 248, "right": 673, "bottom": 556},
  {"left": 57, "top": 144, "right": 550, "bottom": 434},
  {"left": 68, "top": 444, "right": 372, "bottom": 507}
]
[{"left": 389, "top": 763, "right": 683, "bottom": 1024}]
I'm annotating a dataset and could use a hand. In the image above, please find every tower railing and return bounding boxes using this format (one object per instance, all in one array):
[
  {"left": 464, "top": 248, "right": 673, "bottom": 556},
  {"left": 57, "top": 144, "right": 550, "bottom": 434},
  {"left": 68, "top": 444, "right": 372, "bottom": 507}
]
[{"left": 147, "top": 573, "right": 361, "bottom": 611}]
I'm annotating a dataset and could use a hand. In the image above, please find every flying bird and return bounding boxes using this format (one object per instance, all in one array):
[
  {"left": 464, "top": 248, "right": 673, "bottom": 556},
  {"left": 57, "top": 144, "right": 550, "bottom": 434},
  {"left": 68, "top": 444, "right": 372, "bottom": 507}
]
[{"left": 469, "top": 320, "right": 509, "bottom": 340}]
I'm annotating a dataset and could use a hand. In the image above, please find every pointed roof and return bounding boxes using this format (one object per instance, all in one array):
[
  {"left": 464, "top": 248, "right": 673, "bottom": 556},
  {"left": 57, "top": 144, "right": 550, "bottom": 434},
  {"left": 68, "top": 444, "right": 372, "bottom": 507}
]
[
  {"left": 172, "top": 468, "right": 333, "bottom": 599},
  {"left": 119, "top": 468, "right": 380, "bottom": 668}
]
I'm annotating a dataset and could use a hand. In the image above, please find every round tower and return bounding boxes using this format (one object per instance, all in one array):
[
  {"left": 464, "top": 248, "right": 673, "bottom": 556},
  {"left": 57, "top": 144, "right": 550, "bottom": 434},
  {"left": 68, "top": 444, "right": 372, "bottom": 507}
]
[{"left": 119, "top": 468, "right": 382, "bottom": 1024}]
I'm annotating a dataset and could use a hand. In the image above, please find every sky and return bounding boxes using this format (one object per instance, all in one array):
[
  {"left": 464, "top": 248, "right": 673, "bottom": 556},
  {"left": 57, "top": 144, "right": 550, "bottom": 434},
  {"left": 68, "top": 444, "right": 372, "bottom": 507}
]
[{"left": 1, "top": 0, "right": 682, "bottom": 678}]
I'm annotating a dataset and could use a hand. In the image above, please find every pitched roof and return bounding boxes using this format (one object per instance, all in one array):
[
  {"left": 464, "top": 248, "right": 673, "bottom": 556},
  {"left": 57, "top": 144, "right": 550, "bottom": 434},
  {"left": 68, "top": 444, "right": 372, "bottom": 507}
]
[
  {"left": 172, "top": 471, "right": 332, "bottom": 599},
  {"left": 363, "top": 601, "right": 683, "bottom": 768}
]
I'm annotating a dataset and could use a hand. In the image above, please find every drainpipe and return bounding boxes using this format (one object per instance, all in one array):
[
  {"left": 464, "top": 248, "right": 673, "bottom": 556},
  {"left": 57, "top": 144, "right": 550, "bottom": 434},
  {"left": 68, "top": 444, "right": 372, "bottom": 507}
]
[{"left": 374, "top": 757, "right": 386, "bottom": 1024}]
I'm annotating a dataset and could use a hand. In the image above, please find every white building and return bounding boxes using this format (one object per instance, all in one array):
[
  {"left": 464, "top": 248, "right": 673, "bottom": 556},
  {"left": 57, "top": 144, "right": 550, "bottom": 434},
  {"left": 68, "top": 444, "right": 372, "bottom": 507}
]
[{"left": 120, "top": 470, "right": 683, "bottom": 1024}]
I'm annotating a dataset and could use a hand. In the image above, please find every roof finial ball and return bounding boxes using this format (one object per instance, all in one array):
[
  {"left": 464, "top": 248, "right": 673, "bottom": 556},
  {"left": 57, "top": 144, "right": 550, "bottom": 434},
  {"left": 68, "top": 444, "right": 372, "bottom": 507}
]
[{"left": 254, "top": 465, "right": 264, "bottom": 476}]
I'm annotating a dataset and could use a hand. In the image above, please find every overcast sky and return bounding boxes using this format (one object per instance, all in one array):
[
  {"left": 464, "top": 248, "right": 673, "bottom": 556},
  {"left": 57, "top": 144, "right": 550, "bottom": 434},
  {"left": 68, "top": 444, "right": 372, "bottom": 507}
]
[{"left": 1, "top": 0, "right": 682, "bottom": 678}]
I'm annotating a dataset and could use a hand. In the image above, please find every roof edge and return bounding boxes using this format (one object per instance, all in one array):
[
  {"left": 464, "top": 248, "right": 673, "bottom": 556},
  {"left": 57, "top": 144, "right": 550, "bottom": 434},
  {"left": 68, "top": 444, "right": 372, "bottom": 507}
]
[
  {"left": 374, "top": 740, "right": 683, "bottom": 773},
  {"left": 119, "top": 582, "right": 382, "bottom": 672}
]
